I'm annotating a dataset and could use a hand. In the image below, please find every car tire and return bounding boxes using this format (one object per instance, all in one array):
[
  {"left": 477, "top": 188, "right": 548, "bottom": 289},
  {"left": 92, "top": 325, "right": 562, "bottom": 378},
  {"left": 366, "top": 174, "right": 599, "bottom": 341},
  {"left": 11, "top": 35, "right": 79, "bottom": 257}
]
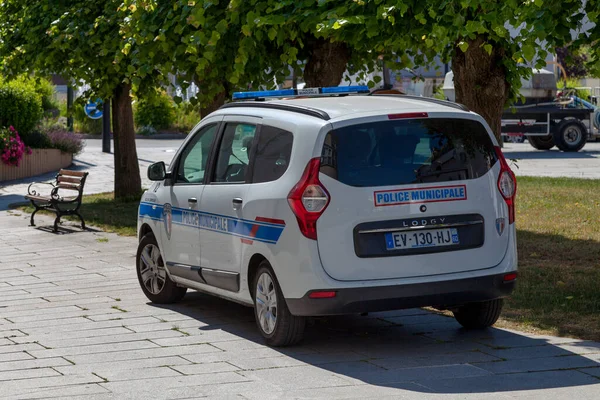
[
  {"left": 136, "top": 233, "right": 187, "bottom": 304},
  {"left": 453, "top": 299, "right": 504, "bottom": 329},
  {"left": 527, "top": 135, "right": 555, "bottom": 150},
  {"left": 553, "top": 119, "right": 587, "bottom": 152},
  {"left": 253, "top": 261, "right": 305, "bottom": 347}
]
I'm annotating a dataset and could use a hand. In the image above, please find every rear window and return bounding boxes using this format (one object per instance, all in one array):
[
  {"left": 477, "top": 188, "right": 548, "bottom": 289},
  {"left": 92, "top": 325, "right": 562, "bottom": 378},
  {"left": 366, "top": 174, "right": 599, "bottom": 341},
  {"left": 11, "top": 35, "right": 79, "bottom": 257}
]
[
  {"left": 250, "top": 125, "right": 293, "bottom": 183},
  {"left": 320, "top": 118, "right": 497, "bottom": 187}
]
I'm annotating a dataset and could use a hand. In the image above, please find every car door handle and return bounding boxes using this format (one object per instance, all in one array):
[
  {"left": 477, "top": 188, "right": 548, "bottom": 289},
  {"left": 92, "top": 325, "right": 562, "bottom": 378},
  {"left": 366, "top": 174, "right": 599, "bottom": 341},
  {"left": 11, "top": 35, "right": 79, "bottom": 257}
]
[
  {"left": 232, "top": 198, "right": 243, "bottom": 210},
  {"left": 188, "top": 197, "right": 198, "bottom": 204}
]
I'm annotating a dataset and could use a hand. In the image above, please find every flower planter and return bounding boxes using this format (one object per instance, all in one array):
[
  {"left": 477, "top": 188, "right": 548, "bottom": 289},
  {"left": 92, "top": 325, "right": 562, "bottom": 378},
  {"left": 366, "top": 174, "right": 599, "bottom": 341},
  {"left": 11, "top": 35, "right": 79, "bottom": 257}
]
[{"left": 0, "top": 149, "right": 73, "bottom": 182}]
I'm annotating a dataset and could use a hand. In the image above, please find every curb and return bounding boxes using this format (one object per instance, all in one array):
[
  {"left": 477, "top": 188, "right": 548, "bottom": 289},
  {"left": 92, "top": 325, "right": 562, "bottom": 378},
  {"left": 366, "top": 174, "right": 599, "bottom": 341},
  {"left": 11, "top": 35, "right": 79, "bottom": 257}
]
[{"left": 81, "top": 133, "right": 187, "bottom": 140}]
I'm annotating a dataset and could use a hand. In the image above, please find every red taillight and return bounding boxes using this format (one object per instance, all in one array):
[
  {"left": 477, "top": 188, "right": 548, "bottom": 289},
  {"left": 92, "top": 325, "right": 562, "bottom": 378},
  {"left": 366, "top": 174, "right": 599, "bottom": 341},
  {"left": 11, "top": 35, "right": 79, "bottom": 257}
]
[
  {"left": 494, "top": 147, "right": 517, "bottom": 224},
  {"left": 287, "top": 158, "right": 330, "bottom": 240},
  {"left": 309, "top": 291, "right": 337, "bottom": 299},
  {"left": 388, "top": 112, "right": 428, "bottom": 119},
  {"left": 503, "top": 272, "right": 518, "bottom": 282}
]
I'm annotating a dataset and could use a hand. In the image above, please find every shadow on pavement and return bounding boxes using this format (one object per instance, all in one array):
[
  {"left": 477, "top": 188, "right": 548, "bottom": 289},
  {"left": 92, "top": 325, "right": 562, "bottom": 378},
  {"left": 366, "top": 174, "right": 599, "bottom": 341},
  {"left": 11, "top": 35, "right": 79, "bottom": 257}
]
[
  {"left": 151, "top": 292, "right": 600, "bottom": 394},
  {"left": 33, "top": 224, "right": 102, "bottom": 235},
  {"left": 0, "top": 194, "right": 29, "bottom": 210}
]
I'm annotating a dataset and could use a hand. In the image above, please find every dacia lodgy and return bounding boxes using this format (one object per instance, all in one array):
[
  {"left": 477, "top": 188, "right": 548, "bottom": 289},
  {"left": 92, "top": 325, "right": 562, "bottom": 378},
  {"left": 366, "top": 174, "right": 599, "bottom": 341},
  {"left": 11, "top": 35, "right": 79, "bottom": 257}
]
[{"left": 137, "top": 86, "right": 518, "bottom": 346}]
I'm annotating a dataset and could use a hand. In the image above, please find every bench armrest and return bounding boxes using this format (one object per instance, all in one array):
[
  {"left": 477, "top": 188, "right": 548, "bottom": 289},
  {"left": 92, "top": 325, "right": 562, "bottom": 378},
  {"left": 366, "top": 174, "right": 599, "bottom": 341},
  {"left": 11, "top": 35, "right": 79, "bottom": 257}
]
[{"left": 27, "top": 182, "right": 57, "bottom": 199}]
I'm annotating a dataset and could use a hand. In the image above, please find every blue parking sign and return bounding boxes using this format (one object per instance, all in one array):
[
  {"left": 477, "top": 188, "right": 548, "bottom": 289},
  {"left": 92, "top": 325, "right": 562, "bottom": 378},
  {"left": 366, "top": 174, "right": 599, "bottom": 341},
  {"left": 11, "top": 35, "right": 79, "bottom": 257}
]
[{"left": 84, "top": 100, "right": 103, "bottom": 120}]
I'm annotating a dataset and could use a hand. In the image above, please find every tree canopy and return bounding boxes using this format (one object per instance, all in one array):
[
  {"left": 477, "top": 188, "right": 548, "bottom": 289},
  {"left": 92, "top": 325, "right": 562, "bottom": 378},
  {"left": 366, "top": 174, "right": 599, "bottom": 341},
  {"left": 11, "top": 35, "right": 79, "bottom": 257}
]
[
  {"left": 312, "top": 0, "right": 587, "bottom": 139},
  {"left": 0, "top": 0, "right": 146, "bottom": 198},
  {"left": 1, "top": 0, "right": 597, "bottom": 175}
]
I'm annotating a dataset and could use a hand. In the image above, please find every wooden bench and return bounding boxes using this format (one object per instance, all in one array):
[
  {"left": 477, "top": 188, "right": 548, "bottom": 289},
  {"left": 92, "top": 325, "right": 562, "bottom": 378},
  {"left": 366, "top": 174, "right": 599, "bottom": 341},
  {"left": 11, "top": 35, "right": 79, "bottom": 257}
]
[{"left": 25, "top": 169, "right": 89, "bottom": 232}]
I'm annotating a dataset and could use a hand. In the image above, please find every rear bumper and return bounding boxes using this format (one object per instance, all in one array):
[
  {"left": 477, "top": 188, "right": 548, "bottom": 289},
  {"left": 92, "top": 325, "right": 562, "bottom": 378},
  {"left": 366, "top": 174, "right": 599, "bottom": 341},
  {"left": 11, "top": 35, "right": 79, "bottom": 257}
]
[{"left": 286, "top": 272, "right": 516, "bottom": 316}]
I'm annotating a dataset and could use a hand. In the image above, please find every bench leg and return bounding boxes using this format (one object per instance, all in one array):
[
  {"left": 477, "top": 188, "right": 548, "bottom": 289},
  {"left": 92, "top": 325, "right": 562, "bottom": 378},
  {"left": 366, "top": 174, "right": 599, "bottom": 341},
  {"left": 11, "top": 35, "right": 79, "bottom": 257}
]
[
  {"left": 53, "top": 213, "right": 61, "bottom": 233},
  {"left": 30, "top": 208, "right": 39, "bottom": 227},
  {"left": 75, "top": 212, "right": 86, "bottom": 230}
]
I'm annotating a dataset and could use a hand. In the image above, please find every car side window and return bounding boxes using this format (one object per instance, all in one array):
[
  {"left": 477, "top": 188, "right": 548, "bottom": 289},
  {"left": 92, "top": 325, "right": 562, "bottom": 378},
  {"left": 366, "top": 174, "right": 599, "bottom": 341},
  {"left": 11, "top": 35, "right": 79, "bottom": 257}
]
[
  {"left": 176, "top": 124, "right": 218, "bottom": 184},
  {"left": 250, "top": 125, "right": 293, "bottom": 183},
  {"left": 212, "top": 123, "right": 257, "bottom": 183}
]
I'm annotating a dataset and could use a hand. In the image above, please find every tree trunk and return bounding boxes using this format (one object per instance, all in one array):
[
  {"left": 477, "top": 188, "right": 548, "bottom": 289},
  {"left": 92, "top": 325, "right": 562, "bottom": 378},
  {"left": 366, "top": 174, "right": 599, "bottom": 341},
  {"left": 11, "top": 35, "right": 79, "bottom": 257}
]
[
  {"left": 200, "top": 89, "right": 227, "bottom": 119},
  {"left": 192, "top": 76, "right": 228, "bottom": 119},
  {"left": 303, "top": 39, "right": 351, "bottom": 87},
  {"left": 112, "top": 83, "right": 142, "bottom": 199},
  {"left": 452, "top": 36, "right": 509, "bottom": 143}
]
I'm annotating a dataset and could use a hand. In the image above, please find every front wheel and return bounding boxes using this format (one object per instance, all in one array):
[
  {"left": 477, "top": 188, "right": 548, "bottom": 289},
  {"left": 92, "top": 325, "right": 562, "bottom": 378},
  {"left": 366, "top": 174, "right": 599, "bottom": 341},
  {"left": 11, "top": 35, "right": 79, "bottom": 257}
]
[
  {"left": 136, "top": 233, "right": 187, "bottom": 304},
  {"left": 453, "top": 299, "right": 504, "bottom": 329},
  {"left": 253, "top": 261, "right": 305, "bottom": 346}
]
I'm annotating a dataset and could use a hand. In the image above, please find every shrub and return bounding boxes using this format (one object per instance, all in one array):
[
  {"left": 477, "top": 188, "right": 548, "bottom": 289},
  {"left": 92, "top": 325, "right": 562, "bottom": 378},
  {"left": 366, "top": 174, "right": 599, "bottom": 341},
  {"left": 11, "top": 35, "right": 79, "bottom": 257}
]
[
  {"left": 22, "top": 129, "right": 52, "bottom": 149},
  {"left": 47, "top": 129, "right": 85, "bottom": 155},
  {"left": 33, "top": 78, "right": 59, "bottom": 114},
  {"left": 0, "top": 79, "right": 43, "bottom": 136},
  {"left": 0, "top": 126, "right": 31, "bottom": 166},
  {"left": 134, "top": 89, "right": 175, "bottom": 130},
  {"left": 172, "top": 102, "right": 201, "bottom": 134}
]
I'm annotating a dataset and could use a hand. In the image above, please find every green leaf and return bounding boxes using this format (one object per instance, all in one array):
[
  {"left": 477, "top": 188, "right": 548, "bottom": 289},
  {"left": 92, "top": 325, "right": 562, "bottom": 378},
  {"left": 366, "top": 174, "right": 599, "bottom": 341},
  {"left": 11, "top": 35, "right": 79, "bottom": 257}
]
[
  {"left": 458, "top": 41, "right": 469, "bottom": 53},
  {"left": 483, "top": 44, "right": 493, "bottom": 55},
  {"left": 522, "top": 44, "right": 535, "bottom": 62}
]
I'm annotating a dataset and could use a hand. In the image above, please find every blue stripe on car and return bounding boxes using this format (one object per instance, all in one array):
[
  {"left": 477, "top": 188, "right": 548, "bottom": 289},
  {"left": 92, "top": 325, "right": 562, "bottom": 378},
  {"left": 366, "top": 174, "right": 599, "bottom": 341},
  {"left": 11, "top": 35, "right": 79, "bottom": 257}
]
[{"left": 138, "top": 202, "right": 285, "bottom": 244}]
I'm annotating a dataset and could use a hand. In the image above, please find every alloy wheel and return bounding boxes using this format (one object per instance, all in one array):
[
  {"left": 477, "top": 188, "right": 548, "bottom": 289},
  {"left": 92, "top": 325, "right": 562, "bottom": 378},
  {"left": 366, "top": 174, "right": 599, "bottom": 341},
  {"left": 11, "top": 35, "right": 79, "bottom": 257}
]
[
  {"left": 255, "top": 272, "right": 278, "bottom": 334},
  {"left": 139, "top": 244, "right": 166, "bottom": 295}
]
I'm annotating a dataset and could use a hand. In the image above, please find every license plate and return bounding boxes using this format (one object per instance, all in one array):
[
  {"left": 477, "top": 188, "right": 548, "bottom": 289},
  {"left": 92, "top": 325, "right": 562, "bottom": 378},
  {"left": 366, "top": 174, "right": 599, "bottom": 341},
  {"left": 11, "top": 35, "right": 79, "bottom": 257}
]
[{"left": 385, "top": 228, "right": 459, "bottom": 250}]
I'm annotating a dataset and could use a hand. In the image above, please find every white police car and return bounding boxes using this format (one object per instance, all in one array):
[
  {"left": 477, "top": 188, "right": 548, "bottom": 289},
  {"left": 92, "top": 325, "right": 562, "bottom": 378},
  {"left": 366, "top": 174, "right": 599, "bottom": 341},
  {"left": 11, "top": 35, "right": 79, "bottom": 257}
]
[{"left": 137, "top": 86, "right": 518, "bottom": 346}]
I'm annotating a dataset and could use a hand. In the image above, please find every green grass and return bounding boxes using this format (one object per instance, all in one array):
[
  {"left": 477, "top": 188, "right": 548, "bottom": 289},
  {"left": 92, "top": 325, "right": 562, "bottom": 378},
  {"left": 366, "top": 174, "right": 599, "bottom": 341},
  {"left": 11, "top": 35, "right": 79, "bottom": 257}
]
[
  {"left": 15, "top": 177, "right": 600, "bottom": 340},
  {"left": 18, "top": 192, "right": 139, "bottom": 236},
  {"left": 498, "top": 176, "right": 600, "bottom": 341}
]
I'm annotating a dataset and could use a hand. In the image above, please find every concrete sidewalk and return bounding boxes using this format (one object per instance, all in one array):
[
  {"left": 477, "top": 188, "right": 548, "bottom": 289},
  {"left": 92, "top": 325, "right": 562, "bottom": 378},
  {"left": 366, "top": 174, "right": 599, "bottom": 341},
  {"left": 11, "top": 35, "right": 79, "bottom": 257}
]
[{"left": 0, "top": 211, "right": 599, "bottom": 399}]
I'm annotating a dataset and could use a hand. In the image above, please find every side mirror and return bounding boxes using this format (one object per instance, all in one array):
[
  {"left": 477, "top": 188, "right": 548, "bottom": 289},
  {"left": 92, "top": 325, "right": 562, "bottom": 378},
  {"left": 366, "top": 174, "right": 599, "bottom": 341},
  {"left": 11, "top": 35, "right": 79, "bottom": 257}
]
[{"left": 148, "top": 162, "right": 166, "bottom": 181}]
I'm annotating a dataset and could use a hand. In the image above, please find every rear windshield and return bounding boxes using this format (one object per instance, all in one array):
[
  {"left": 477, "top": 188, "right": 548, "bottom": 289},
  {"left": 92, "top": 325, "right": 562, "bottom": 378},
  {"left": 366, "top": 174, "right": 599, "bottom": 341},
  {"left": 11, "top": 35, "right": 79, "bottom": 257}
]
[{"left": 320, "top": 118, "right": 497, "bottom": 187}]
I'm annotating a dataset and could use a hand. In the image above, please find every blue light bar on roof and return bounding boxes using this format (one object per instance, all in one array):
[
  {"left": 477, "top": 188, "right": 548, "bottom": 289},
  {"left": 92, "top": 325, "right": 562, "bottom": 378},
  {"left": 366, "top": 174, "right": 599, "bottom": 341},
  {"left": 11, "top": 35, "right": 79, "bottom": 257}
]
[
  {"left": 232, "top": 85, "right": 370, "bottom": 101},
  {"left": 232, "top": 89, "right": 295, "bottom": 100},
  {"left": 321, "top": 86, "right": 370, "bottom": 94}
]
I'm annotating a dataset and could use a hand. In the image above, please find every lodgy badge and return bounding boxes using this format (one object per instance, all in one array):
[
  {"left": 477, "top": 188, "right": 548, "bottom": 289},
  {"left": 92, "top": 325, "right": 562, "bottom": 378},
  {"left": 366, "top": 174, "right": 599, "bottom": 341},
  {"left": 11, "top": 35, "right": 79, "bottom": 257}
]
[{"left": 401, "top": 217, "right": 447, "bottom": 227}]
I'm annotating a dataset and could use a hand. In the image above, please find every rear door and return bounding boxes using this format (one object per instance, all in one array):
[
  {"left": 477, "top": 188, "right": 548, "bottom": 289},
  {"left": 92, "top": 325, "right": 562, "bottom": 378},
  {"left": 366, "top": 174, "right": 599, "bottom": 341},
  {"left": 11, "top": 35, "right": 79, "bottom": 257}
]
[
  {"left": 317, "top": 113, "right": 510, "bottom": 281},
  {"left": 198, "top": 116, "right": 260, "bottom": 291}
]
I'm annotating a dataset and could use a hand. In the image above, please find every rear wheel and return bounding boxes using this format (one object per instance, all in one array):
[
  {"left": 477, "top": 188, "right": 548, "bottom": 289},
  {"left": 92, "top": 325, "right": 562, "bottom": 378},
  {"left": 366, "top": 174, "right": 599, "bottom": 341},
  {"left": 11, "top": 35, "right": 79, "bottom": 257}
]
[
  {"left": 253, "top": 261, "right": 305, "bottom": 346},
  {"left": 527, "top": 135, "right": 555, "bottom": 150},
  {"left": 136, "top": 233, "right": 187, "bottom": 304},
  {"left": 553, "top": 119, "right": 587, "bottom": 152},
  {"left": 453, "top": 299, "right": 504, "bottom": 329}
]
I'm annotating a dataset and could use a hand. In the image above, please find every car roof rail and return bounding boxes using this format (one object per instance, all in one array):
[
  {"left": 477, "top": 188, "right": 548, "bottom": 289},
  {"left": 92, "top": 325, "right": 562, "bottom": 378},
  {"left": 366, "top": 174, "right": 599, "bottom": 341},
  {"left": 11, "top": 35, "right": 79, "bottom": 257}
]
[
  {"left": 219, "top": 101, "right": 331, "bottom": 120},
  {"left": 371, "top": 93, "right": 470, "bottom": 112}
]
